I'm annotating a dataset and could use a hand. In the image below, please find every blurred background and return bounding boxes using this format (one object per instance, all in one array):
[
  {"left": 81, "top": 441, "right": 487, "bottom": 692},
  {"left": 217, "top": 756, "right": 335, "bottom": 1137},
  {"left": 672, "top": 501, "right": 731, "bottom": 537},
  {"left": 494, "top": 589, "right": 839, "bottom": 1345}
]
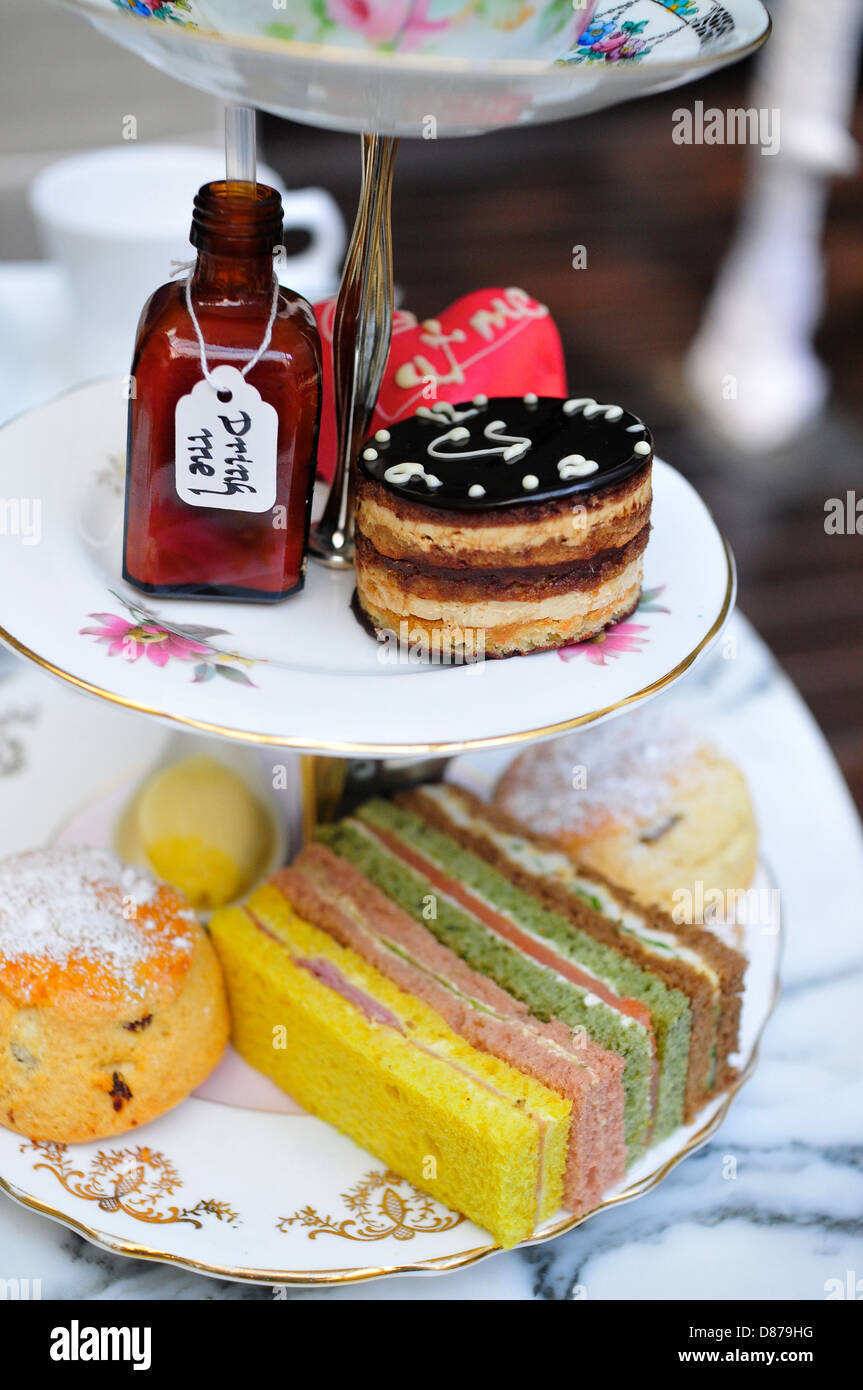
[{"left": 1, "top": 0, "right": 861, "bottom": 806}]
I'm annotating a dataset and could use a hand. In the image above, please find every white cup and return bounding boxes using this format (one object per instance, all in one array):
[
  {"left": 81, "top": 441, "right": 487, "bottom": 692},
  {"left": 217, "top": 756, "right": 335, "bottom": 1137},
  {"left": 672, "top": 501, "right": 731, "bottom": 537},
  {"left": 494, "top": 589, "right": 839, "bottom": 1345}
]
[{"left": 29, "top": 142, "right": 346, "bottom": 375}]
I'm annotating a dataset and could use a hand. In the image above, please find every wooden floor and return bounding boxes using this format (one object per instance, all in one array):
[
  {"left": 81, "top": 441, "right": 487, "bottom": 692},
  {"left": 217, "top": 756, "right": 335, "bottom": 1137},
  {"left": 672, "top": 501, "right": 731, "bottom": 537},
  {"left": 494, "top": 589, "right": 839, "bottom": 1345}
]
[{"left": 264, "top": 61, "right": 863, "bottom": 811}]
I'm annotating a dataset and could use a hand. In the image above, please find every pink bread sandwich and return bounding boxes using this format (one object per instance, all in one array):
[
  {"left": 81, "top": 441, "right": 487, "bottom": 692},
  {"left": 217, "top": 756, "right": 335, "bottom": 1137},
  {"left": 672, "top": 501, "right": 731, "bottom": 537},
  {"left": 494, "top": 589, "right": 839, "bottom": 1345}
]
[{"left": 276, "top": 844, "right": 626, "bottom": 1215}]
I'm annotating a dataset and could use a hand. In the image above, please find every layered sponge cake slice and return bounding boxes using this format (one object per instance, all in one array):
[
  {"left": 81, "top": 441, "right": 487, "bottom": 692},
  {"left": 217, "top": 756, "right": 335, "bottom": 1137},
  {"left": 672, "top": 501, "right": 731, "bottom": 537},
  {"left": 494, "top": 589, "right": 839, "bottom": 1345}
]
[
  {"left": 277, "top": 845, "right": 626, "bottom": 1215},
  {"left": 407, "top": 784, "right": 746, "bottom": 1115},
  {"left": 209, "top": 885, "right": 570, "bottom": 1249},
  {"left": 320, "top": 813, "right": 663, "bottom": 1160}
]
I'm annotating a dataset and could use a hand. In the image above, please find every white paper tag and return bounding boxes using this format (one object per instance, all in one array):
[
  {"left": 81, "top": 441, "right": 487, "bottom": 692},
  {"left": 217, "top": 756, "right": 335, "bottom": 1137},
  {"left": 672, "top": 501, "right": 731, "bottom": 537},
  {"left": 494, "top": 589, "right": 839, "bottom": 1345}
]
[{"left": 175, "top": 365, "right": 278, "bottom": 513}]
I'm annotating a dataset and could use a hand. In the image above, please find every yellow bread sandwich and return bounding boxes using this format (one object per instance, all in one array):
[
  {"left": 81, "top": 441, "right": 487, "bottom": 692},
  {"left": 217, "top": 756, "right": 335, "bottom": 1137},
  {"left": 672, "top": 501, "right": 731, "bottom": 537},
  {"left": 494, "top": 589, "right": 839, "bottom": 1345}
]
[{"left": 210, "top": 884, "right": 570, "bottom": 1248}]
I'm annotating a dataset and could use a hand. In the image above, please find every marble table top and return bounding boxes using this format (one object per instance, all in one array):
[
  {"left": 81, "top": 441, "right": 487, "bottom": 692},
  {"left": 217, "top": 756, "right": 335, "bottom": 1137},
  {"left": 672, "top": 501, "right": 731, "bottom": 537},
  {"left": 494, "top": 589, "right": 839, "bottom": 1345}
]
[{"left": 1, "top": 608, "right": 861, "bottom": 1301}]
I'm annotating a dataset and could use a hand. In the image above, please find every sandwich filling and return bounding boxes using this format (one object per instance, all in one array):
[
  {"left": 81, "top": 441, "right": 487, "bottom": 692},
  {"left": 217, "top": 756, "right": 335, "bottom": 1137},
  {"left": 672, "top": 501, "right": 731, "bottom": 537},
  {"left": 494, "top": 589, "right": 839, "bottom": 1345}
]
[
  {"left": 412, "top": 783, "right": 744, "bottom": 1113},
  {"left": 243, "top": 899, "right": 561, "bottom": 1228},
  {"left": 278, "top": 846, "right": 627, "bottom": 1212},
  {"left": 321, "top": 815, "right": 658, "bottom": 1158}
]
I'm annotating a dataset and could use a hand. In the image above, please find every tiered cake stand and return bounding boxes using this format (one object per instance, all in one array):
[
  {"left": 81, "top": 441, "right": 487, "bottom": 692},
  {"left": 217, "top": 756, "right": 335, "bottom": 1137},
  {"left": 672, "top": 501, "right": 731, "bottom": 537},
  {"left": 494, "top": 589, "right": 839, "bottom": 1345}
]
[
  {"left": 0, "top": 0, "right": 776, "bottom": 1285},
  {"left": 61, "top": 0, "right": 772, "bottom": 563}
]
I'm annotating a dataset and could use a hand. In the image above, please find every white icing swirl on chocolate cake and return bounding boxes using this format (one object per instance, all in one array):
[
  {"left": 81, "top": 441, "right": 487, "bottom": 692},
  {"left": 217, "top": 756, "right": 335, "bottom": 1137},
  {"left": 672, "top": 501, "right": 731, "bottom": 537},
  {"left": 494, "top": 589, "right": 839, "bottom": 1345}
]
[{"left": 359, "top": 395, "right": 653, "bottom": 510}]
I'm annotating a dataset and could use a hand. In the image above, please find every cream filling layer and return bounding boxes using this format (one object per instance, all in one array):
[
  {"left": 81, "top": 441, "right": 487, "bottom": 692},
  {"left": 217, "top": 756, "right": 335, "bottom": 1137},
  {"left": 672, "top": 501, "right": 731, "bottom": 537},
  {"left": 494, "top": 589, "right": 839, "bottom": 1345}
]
[
  {"left": 247, "top": 905, "right": 551, "bottom": 1226},
  {"left": 348, "top": 818, "right": 647, "bottom": 1037},
  {"left": 357, "top": 471, "right": 652, "bottom": 560},
  {"left": 358, "top": 558, "right": 642, "bottom": 630},
  {"left": 426, "top": 787, "right": 720, "bottom": 991},
  {"left": 310, "top": 870, "right": 600, "bottom": 1081}
]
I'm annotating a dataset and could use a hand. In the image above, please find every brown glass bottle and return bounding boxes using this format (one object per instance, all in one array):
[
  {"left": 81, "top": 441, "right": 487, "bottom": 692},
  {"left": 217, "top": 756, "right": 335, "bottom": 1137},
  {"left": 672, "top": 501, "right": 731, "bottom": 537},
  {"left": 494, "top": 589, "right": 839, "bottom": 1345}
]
[{"left": 123, "top": 181, "right": 322, "bottom": 601}]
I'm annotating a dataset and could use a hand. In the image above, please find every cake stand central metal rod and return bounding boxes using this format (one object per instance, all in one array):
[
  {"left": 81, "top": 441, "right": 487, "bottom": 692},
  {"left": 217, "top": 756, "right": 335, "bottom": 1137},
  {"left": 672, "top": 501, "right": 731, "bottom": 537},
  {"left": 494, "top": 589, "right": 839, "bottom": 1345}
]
[{"left": 310, "top": 133, "right": 398, "bottom": 568}]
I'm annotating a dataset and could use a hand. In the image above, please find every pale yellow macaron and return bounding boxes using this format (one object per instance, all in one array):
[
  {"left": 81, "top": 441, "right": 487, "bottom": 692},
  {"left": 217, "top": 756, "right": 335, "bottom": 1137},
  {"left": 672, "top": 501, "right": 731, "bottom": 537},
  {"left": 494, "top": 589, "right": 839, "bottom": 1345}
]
[{"left": 119, "top": 755, "right": 275, "bottom": 911}]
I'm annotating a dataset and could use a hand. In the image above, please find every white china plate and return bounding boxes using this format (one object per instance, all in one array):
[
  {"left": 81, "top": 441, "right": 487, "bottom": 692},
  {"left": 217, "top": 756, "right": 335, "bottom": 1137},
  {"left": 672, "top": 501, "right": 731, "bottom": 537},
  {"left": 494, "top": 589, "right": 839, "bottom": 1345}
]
[
  {"left": 0, "top": 662, "right": 779, "bottom": 1285},
  {"left": 60, "top": 0, "right": 771, "bottom": 137},
  {"left": 0, "top": 379, "right": 734, "bottom": 756}
]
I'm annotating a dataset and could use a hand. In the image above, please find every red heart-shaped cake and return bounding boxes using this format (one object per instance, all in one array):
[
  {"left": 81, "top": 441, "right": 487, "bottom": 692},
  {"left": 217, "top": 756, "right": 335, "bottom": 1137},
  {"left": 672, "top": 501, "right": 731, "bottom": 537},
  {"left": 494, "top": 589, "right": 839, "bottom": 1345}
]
[{"left": 313, "top": 286, "right": 566, "bottom": 481}]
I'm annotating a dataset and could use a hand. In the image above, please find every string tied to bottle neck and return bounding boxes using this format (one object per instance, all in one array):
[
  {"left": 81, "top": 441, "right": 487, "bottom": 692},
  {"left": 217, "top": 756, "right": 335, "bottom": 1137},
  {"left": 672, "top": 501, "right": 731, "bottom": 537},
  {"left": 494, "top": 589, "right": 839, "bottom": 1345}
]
[{"left": 169, "top": 254, "right": 281, "bottom": 392}]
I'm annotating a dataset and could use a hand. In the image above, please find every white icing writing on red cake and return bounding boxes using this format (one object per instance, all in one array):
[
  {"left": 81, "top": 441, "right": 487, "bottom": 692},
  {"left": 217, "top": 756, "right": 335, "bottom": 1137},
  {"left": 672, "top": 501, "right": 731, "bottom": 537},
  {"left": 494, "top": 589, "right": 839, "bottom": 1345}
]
[
  {"left": 416, "top": 401, "right": 479, "bottom": 425},
  {"left": 393, "top": 288, "right": 549, "bottom": 391}
]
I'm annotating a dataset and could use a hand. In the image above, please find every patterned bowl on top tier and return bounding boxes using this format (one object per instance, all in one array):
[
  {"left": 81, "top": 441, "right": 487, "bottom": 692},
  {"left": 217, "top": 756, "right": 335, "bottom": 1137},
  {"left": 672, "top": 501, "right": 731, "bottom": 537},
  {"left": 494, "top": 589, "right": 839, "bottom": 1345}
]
[
  {"left": 68, "top": 2, "right": 772, "bottom": 138},
  {"left": 171, "top": 0, "right": 599, "bottom": 61}
]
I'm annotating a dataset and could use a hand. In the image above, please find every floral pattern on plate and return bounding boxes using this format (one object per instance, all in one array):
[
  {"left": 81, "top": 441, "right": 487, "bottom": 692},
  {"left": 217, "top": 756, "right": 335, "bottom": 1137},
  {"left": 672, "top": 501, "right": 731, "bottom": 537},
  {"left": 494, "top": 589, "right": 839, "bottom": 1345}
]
[
  {"left": 559, "top": 584, "right": 669, "bottom": 665},
  {"left": 0, "top": 704, "right": 40, "bottom": 778},
  {"left": 81, "top": 593, "right": 263, "bottom": 688},
  {"left": 561, "top": 0, "right": 737, "bottom": 65},
  {"left": 263, "top": 0, "right": 599, "bottom": 55},
  {"left": 112, "top": 0, "right": 196, "bottom": 23},
  {"left": 113, "top": 0, "right": 599, "bottom": 56},
  {"left": 21, "top": 1140, "right": 240, "bottom": 1229},
  {"left": 278, "top": 1169, "right": 464, "bottom": 1243}
]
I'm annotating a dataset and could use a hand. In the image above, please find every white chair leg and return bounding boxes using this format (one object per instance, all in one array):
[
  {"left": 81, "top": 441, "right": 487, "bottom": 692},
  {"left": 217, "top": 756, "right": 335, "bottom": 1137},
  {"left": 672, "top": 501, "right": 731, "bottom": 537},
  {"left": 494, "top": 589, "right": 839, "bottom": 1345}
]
[{"left": 684, "top": 0, "right": 862, "bottom": 452}]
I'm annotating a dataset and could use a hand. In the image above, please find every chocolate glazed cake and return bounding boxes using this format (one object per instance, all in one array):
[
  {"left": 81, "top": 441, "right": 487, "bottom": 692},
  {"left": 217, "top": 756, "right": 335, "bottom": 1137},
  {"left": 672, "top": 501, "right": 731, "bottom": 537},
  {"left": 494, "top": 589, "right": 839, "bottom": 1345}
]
[{"left": 353, "top": 395, "right": 653, "bottom": 659}]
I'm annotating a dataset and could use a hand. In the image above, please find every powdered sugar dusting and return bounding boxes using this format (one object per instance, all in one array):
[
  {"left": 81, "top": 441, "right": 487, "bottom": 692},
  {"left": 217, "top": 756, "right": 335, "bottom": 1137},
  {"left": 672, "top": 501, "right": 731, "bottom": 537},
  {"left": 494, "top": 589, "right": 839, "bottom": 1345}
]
[
  {"left": 0, "top": 847, "right": 192, "bottom": 1002},
  {"left": 498, "top": 708, "right": 704, "bottom": 836}
]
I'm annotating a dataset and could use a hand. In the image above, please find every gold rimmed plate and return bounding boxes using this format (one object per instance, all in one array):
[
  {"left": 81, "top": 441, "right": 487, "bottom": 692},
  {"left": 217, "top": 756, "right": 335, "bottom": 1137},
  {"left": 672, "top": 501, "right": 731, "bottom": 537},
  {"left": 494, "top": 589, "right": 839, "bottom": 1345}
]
[
  {"left": 0, "top": 678, "right": 780, "bottom": 1285},
  {"left": 0, "top": 379, "right": 735, "bottom": 756}
]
